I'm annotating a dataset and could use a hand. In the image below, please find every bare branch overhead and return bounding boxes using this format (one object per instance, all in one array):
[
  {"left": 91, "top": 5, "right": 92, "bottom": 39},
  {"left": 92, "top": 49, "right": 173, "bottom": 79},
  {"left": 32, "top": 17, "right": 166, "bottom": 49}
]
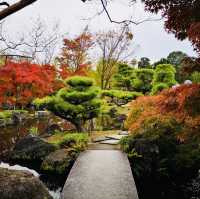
[{"left": 0, "top": 0, "right": 37, "bottom": 21}]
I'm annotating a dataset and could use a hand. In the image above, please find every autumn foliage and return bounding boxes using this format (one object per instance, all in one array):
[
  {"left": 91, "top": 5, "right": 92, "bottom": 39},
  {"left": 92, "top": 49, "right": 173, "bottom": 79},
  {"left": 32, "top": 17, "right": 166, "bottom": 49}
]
[
  {"left": 57, "top": 32, "right": 93, "bottom": 79},
  {"left": 142, "top": 0, "right": 200, "bottom": 55},
  {"left": 59, "top": 63, "right": 89, "bottom": 80},
  {"left": 126, "top": 84, "right": 200, "bottom": 141},
  {"left": 0, "top": 61, "right": 61, "bottom": 108}
]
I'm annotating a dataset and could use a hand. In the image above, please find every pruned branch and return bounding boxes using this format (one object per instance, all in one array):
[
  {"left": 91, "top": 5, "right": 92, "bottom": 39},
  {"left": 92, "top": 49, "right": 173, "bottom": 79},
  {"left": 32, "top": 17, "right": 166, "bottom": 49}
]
[
  {"left": 0, "top": 0, "right": 37, "bottom": 21},
  {"left": 99, "top": 0, "right": 162, "bottom": 25}
]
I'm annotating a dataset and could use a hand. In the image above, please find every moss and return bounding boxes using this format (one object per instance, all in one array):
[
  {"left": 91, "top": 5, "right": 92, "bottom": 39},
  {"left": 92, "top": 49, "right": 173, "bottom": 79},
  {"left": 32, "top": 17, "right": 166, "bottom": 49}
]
[{"left": 41, "top": 148, "right": 80, "bottom": 175}]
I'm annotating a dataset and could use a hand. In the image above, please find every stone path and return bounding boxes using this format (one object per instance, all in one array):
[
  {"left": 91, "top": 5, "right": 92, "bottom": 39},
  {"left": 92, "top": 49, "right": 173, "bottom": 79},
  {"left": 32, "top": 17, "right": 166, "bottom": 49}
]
[
  {"left": 61, "top": 150, "right": 139, "bottom": 199},
  {"left": 89, "top": 131, "right": 128, "bottom": 150},
  {"left": 87, "top": 142, "right": 120, "bottom": 150}
]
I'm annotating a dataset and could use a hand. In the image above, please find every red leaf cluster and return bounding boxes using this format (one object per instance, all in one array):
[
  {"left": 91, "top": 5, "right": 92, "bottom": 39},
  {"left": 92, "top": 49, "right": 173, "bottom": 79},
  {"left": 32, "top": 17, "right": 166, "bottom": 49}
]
[
  {"left": 0, "top": 61, "right": 61, "bottom": 108},
  {"left": 142, "top": 0, "right": 200, "bottom": 55}
]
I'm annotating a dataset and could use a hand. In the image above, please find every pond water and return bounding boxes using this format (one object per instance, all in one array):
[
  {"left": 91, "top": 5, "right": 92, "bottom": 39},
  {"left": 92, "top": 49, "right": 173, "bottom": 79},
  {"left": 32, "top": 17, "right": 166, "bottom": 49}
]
[
  {"left": 0, "top": 113, "right": 74, "bottom": 156},
  {"left": 0, "top": 116, "right": 49, "bottom": 154},
  {"left": 0, "top": 112, "right": 74, "bottom": 199}
]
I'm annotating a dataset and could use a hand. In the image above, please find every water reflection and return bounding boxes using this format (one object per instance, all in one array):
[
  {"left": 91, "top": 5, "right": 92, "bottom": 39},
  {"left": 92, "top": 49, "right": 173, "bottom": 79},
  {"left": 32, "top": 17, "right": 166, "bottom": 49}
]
[{"left": 0, "top": 116, "right": 50, "bottom": 154}]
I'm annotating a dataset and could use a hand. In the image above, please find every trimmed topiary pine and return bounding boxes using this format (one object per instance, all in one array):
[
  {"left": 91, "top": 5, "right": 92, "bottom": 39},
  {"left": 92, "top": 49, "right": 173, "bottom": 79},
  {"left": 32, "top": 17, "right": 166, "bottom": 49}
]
[
  {"left": 34, "top": 76, "right": 101, "bottom": 132},
  {"left": 113, "top": 62, "right": 135, "bottom": 91},
  {"left": 132, "top": 69, "right": 155, "bottom": 94}
]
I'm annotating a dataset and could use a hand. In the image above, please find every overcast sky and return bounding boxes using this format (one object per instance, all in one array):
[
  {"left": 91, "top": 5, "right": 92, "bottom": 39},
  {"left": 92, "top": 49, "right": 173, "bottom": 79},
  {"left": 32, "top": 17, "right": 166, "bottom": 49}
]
[{"left": 3, "top": 0, "right": 197, "bottom": 62}]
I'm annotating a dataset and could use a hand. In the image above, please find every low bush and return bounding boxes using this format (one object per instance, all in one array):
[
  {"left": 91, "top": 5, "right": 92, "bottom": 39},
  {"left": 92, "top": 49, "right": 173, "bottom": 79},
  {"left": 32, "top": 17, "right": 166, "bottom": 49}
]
[
  {"left": 191, "top": 71, "right": 200, "bottom": 83},
  {"left": 102, "top": 90, "right": 143, "bottom": 106},
  {"left": 151, "top": 64, "right": 177, "bottom": 94},
  {"left": 123, "top": 84, "right": 200, "bottom": 199},
  {"left": 150, "top": 83, "right": 169, "bottom": 95},
  {"left": 0, "top": 110, "right": 28, "bottom": 119}
]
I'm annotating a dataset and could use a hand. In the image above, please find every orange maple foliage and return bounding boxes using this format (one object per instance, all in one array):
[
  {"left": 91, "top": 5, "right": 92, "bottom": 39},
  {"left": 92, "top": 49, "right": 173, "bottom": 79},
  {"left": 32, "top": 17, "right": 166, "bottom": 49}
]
[
  {"left": 126, "top": 84, "right": 200, "bottom": 141},
  {"left": 59, "top": 63, "right": 89, "bottom": 80},
  {"left": 57, "top": 32, "right": 93, "bottom": 79}
]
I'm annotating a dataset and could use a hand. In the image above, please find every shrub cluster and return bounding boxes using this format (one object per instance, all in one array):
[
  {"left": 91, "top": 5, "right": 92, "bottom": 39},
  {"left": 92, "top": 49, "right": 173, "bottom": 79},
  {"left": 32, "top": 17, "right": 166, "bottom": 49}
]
[
  {"left": 101, "top": 90, "right": 143, "bottom": 106},
  {"left": 122, "top": 84, "right": 200, "bottom": 199},
  {"left": 151, "top": 64, "right": 177, "bottom": 95}
]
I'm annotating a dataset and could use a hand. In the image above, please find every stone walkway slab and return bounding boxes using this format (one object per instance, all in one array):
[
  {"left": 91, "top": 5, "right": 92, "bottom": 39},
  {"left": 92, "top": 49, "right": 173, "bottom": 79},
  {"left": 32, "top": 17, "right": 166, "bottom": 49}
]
[
  {"left": 119, "top": 131, "right": 129, "bottom": 135},
  {"left": 88, "top": 143, "right": 120, "bottom": 150},
  {"left": 92, "top": 136, "right": 111, "bottom": 143},
  {"left": 106, "top": 135, "right": 127, "bottom": 140},
  {"left": 100, "top": 139, "right": 120, "bottom": 145},
  {"left": 61, "top": 150, "right": 139, "bottom": 199}
]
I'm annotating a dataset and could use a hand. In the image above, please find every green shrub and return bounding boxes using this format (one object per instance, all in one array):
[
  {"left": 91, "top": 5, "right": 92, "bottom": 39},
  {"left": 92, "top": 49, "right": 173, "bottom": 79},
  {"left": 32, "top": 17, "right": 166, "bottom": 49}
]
[
  {"left": 47, "top": 132, "right": 88, "bottom": 151},
  {"left": 0, "top": 110, "right": 28, "bottom": 119},
  {"left": 151, "top": 64, "right": 177, "bottom": 94},
  {"left": 29, "top": 127, "right": 39, "bottom": 136},
  {"left": 121, "top": 116, "right": 200, "bottom": 199},
  {"left": 151, "top": 83, "right": 169, "bottom": 95},
  {"left": 65, "top": 76, "right": 94, "bottom": 89},
  {"left": 113, "top": 63, "right": 134, "bottom": 91},
  {"left": 102, "top": 90, "right": 143, "bottom": 106},
  {"left": 132, "top": 69, "right": 154, "bottom": 94},
  {"left": 0, "top": 110, "right": 12, "bottom": 119},
  {"left": 191, "top": 71, "right": 200, "bottom": 83}
]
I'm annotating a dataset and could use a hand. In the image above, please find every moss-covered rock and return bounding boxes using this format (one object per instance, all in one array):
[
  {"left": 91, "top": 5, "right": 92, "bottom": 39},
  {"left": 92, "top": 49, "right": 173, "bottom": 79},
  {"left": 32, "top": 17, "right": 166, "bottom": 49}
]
[
  {"left": 9, "top": 135, "right": 57, "bottom": 168},
  {"left": 41, "top": 149, "right": 77, "bottom": 175},
  {"left": 0, "top": 168, "right": 52, "bottom": 199}
]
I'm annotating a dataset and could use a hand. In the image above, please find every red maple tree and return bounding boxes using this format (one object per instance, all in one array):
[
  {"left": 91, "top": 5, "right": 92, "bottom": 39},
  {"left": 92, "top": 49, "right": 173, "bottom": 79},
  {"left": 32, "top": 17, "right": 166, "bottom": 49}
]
[{"left": 0, "top": 61, "right": 60, "bottom": 108}]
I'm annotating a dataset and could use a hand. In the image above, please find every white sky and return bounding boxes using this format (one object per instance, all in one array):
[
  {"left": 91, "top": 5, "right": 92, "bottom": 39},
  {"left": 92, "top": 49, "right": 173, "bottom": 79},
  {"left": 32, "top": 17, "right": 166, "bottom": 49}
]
[{"left": 3, "top": 0, "right": 197, "bottom": 62}]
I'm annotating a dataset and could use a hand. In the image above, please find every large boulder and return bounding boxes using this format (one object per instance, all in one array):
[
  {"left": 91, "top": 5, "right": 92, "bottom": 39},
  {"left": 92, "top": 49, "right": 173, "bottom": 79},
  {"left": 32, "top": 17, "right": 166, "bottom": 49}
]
[
  {"left": 9, "top": 135, "right": 57, "bottom": 168},
  {"left": 0, "top": 168, "right": 52, "bottom": 199},
  {"left": 41, "top": 149, "right": 77, "bottom": 175}
]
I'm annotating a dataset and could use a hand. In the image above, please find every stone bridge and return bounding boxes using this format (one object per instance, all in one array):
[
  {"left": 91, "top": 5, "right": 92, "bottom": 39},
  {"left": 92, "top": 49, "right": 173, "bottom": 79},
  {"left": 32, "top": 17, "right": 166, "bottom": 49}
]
[{"left": 61, "top": 149, "right": 139, "bottom": 199}]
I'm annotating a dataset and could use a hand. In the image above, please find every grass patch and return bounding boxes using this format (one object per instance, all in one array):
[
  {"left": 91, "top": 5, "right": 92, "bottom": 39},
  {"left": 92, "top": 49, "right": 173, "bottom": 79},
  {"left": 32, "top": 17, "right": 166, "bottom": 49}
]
[
  {"left": 46, "top": 132, "right": 89, "bottom": 152},
  {"left": 0, "top": 110, "right": 28, "bottom": 119}
]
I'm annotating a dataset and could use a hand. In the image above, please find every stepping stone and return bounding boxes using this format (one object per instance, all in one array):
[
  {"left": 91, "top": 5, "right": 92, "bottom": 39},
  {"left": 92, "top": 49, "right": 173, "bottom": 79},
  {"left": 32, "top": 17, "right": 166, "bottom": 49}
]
[
  {"left": 119, "top": 131, "right": 129, "bottom": 135},
  {"left": 88, "top": 143, "right": 120, "bottom": 150},
  {"left": 92, "top": 137, "right": 111, "bottom": 143},
  {"left": 100, "top": 139, "right": 119, "bottom": 145},
  {"left": 106, "top": 135, "right": 127, "bottom": 140}
]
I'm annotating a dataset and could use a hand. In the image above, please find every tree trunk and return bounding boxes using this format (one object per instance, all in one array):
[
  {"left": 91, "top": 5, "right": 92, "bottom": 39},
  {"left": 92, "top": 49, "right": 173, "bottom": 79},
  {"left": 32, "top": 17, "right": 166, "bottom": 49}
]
[{"left": 75, "top": 120, "right": 86, "bottom": 133}]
